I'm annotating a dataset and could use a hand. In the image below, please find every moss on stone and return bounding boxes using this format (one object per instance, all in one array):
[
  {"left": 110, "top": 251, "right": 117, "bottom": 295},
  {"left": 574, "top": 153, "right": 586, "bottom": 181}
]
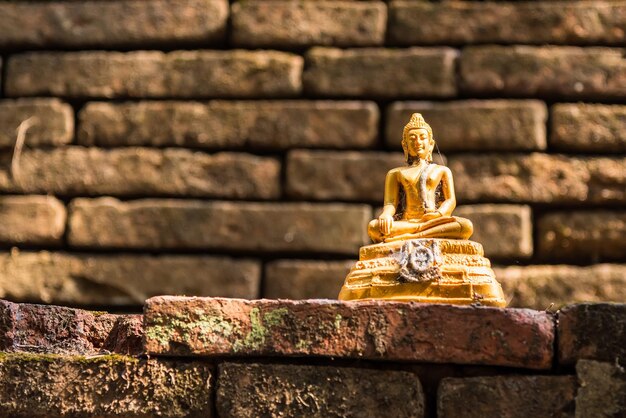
[
  {"left": 0, "top": 352, "right": 59, "bottom": 363},
  {"left": 263, "top": 308, "right": 288, "bottom": 327},
  {"left": 234, "top": 307, "right": 290, "bottom": 352},
  {"left": 147, "top": 311, "right": 237, "bottom": 348},
  {"left": 334, "top": 314, "right": 342, "bottom": 330},
  {"left": 0, "top": 352, "right": 138, "bottom": 364},
  {"left": 296, "top": 339, "right": 311, "bottom": 350}
]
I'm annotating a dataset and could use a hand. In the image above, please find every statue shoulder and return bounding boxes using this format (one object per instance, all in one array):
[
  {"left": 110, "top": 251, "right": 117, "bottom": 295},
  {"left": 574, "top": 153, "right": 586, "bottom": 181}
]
[
  {"left": 428, "top": 163, "right": 452, "bottom": 175},
  {"left": 386, "top": 167, "right": 403, "bottom": 177}
]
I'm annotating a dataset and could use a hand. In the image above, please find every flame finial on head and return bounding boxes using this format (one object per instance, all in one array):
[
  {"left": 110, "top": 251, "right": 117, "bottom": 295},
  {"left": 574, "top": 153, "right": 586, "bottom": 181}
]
[{"left": 402, "top": 113, "right": 433, "bottom": 143}]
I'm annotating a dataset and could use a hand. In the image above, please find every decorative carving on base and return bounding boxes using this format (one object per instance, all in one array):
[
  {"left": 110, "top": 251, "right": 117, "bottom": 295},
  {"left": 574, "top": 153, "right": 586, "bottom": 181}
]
[{"left": 394, "top": 239, "right": 443, "bottom": 283}]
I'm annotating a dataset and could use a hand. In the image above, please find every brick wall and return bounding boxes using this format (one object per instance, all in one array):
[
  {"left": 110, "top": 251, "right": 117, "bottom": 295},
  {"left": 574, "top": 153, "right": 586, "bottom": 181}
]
[
  {"left": 0, "top": 0, "right": 624, "bottom": 310},
  {"left": 1, "top": 297, "right": 625, "bottom": 417}
]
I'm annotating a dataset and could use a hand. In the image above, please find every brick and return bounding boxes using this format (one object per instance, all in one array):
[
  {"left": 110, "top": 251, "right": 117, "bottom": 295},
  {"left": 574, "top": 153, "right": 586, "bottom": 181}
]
[
  {"left": 145, "top": 297, "right": 555, "bottom": 369},
  {"left": 454, "top": 205, "right": 533, "bottom": 259},
  {"left": 217, "top": 363, "right": 424, "bottom": 418},
  {"left": 0, "top": 196, "right": 66, "bottom": 246},
  {"left": 537, "top": 211, "right": 625, "bottom": 262},
  {"left": 496, "top": 264, "right": 626, "bottom": 310},
  {"left": 0, "top": 147, "right": 280, "bottom": 199},
  {"left": 0, "top": 299, "right": 118, "bottom": 354},
  {"left": 460, "top": 46, "right": 626, "bottom": 99},
  {"left": 304, "top": 47, "right": 457, "bottom": 98},
  {"left": 559, "top": 303, "right": 626, "bottom": 365},
  {"left": 78, "top": 100, "right": 379, "bottom": 149},
  {"left": 448, "top": 154, "right": 626, "bottom": 204},
  {"left": 232, "top": 1, "right": 386, "bottom": 48},
  {"left": 286, "top": 150, "right": 404, "bottom": 201},
  {"left": 0, "top": 252, "right": 260, "bottom": 306},
  {"left": 0, "top": 99, "right": 73, "bottom": 148},
  {"left": 6, "top": 50, "right": 303, "bottom": 98},
  {"left": 386, "top": 100, "right": 547, "bottom": 151},
  {"left": 551, "top": 103, "right": 626, "bottom": 152},
  {"left": 438, "top": 375, "right": 577, "bottom": 418},
  {"left": 264, "top": 260, "right": 351, "bottom": 299},
  {"left": 103, "top": 315, "right": 144, "bottom": 356},
  {"left": 576, "top": 360, "right": 626, "bottom": 417},
  {"left": 389, "top": 2, "right": 626, "bottom": 46},
  {"left": 0, "top": 354, "right": 213, "bottom": 418},
  {"left": 68, "top": 198, "right": 371, "bottom": 254},
  {"left": 0, "top": 0, "right": 228, "bottom": 49}
]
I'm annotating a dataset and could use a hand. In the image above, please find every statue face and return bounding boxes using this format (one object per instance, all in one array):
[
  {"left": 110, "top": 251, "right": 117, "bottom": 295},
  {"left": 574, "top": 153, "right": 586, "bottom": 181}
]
[{"left": 405, "top": 128, "right": 433, "bottom": 161}]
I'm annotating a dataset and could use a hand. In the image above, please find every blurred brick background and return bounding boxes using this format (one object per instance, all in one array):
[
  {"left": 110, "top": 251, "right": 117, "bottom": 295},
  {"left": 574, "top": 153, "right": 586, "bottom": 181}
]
[{"left": 0, "top": 0, "right": 624, "bottom": 310}]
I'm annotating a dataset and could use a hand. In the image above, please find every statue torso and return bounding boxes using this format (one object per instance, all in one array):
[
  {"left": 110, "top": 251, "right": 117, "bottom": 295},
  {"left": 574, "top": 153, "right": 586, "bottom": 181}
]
[{"left": 397, "top": 163, "right": 441, "bottom": 220}]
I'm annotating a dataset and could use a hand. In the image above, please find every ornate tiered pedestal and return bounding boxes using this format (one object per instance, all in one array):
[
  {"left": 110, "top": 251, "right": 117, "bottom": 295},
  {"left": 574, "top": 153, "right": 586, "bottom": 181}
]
[{"left": 339, "top": 238, "right": 506, "bottom": 307}]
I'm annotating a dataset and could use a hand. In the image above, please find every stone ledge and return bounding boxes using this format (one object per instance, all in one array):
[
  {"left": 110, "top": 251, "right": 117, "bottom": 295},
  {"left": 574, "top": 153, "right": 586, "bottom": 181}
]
[
  {"left": 0, "top": 299, "right": 142, "bottom": 355},
  {"left": 144, "top": 296, "right": 554, "bottom": 369},
  {"left": 558, "top": 303, "right": 626, "bottom": 366},
  {"left": 3, "top": 297, "right": 625, "bottom": 373}
]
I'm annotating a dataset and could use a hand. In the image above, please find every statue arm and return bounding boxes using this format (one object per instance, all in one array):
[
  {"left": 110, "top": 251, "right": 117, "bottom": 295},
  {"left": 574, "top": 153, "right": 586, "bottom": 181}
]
[
  {"left": 381, "top": 170, "right": 399, "bottom": 217},
  {"left": 376, "top": 170, "right": 399, "bottom": 236},
  {"left": 437, "top": 167, "right": 457, "bottom": 216}
]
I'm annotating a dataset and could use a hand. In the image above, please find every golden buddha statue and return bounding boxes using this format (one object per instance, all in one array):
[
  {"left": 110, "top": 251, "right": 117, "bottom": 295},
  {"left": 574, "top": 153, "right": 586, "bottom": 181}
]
[{"left": 338, "top": 113, "right": 506, "bottom": 307}]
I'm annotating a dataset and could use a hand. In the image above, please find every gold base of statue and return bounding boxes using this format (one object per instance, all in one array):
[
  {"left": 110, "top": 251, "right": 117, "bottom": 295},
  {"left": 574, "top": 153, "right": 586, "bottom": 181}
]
[{"left": 338, "top": 238, "right": 507, "bottom": 307}]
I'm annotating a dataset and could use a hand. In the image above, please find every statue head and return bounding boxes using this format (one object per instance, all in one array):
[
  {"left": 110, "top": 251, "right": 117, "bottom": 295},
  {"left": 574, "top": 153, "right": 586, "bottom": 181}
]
[{"left": 402, "top": 113, "right": 435, "bottom": 164}]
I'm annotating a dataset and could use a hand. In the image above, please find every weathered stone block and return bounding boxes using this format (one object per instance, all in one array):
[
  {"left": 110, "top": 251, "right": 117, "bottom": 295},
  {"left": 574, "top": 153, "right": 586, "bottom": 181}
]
[
  {"left": 558, "top": 303, "right": 626, "bottom": 365},
  {"left": 103, "top": 315, "right": 144, "bottom": 356},
  {"left": 0, "top": 196, "right": 66, "bottom": 246},
  {"left": 68, "top": 198, "right": 371, "bottom": 254},
  {"left": 496, "top": 264, "right": 626, "bottom": 310},
  {"left": 286, "top": 150, "right": 404, "bottom": 201},
  {"left": 438, "top": 375, "right": 577, "bottom": 418},
  {"left": 144, "top": 296, "right": 555, "bottom": 369},
  {"left": 0, "top": 252, "right": 260, "bottom": 305},
  {"left": 0, "top": 0, "right": 228, "bottom": 48},
  {"left": 0, "top": 147, "right": 280, "bottom": 199},
  {"left": 537, "top": 211, "right": 625, "bottom": 262},
  {"left": 0, "top": 99, "right": 73, "bottom": 148},
  {"left": 6, "top": 50, "right": 303, "bottom": 98},
  {"left": 304, "top": 47, "right": 458, "bottom": 98},
  {"left": 386, "top": 100, "right": 547, "bottom": 151},
  {"left": 449, "top": 154, "right": 626, "bottom": 204},
  {"left": 217, "top": 363, "right": 424, "bottom": 418},
  {"left": 551, "top": 103, "right": 626, "bottom": 152},
  {"left": 460, "top": 46, "right": 626, "bottom": 99},
  {"left": 264, "top": 259, "right": 351, "bottom": 299},
  {"left": 576, "top": 360, "right": 626, "bottom": 418},
  {"left": 78, "top": 100, "right": 379, "bottom": 149},
  {"left": 0, "top": 299, "right": 117, "bottom": 354},
  {"left": 455, "top": 205, "right": 533, "bottom": 259},
  {"left": 0, "top": 354, "right": 213, "bottom": 418},
  {"left": 389, "top": 2, "right": 626, "bottom": 45},
  {"left": 232, "top": 1, "right": 386, "bottom": 47}
]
